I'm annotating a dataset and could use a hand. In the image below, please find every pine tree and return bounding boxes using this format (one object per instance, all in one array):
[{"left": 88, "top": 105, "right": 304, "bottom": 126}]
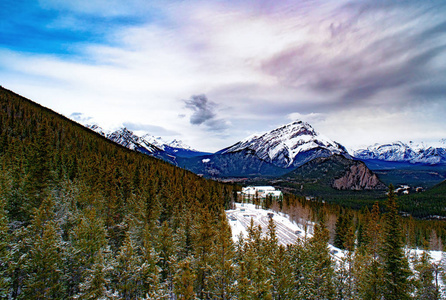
[
  {"left": 209, "top": 211, "right": 236, "bottom": 299},
  {"left": 0, "top": 194, "right": 11, "bottom": 298},
  {"left": 174, "top": 259, "right": 196, "bottom": 300},
  {"left": 67, "top": 208, "right": 108, "bottom": 297},
  {"left": 19, "top": 197, "right": 65, "bottom": 299},
  {"left": 22, "top": 124, "right": 52, "bottom": 219},
  {"left": 306, "top": 222, "right": 335, "bottom": 300},
  {"left": 334, "top": 212, "right": 353, "bottom": 250},
  {"left": 75, "top": 250, "right": 117, "bottom": 300},
  {"left": 354, "top": 201, "right": 384, "bottom": 300},
  {"left": 336, "top": 222, "right": 356, "bottom": 300},
  {"left": 271, "top": 245, "right": 293, "bottom": 299},
  {"left": 139, "top": 223, "right": 161, "bottom": 298},
  {"left": 115, "top": 232, "right": 141, "bottom": 300},
  {"left": 156, "top": 221, "right": 177, "bottom": 298},
  {"left": 414, "top": 250, "right": 439, "bottom": 300},
  {"left": 290, "top": 221, "right": 335, "bottom": 300},
  {"left": 192, "top": 206, "right": 216, "bottom": 299},
  {"left": 381, "top": 185, "right": 413, "bottom": 300}
]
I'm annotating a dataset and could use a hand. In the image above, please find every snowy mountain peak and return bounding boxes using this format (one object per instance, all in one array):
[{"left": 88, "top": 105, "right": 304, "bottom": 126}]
[
  {"left": 354, "top": 141, "right": 446, "bottom": 165},
  {"left": 86, "top": 124, "right": 202, "bottom": 159},
  {"left": 168, "top": 139, "right": 193, "bottom": 150},
  {"left": 220, "top": 120, "right": 348, "bottom": 168}
]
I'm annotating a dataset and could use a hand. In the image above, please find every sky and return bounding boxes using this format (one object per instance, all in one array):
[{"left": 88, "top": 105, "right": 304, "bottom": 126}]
[{"left": 1, "top": 0, "right": 446, "bottom": 152}]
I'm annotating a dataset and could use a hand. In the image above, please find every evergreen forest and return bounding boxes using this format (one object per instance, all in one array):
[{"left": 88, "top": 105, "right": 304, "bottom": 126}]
[{"left": 1, "top": 86, "right": 446, "bottom": 299}]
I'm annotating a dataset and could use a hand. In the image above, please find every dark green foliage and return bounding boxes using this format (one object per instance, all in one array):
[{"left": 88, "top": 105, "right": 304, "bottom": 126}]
[
  {"left": 399, "top": 179, "right": 446, "bottom": 219},
  {"left": 381, "top": 185, "right": 413, "bottom": 300},
  {"left": 414, "top": 251, "right": 440, "bottom": 300},
  {"left": 334, "top": 212, "right": 354, "bottom": 250},
  {"left": 0, "top": 193, "right": 11, "bottom": 298}
]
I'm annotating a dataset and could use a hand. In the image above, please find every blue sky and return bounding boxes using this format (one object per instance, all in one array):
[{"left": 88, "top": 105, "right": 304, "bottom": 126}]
[{"left": 1, "top": 0, "right": 446, "bottom": 151}]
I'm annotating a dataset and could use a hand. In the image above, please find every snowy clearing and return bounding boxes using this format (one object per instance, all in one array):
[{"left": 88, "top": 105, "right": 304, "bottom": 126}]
[
  {"left": 226, "top": 202, "right": 443, "bottom": 264},
  {"left": 226, "top": 202, "right": 344, "bottom": 260}
]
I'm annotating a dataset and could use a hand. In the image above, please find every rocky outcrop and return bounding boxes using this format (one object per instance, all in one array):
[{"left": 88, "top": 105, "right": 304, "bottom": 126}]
[{"left": 333, "top": 163, "right": 386, "bottom": 190}]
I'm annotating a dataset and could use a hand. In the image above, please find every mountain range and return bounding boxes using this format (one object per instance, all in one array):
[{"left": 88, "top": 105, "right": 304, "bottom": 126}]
[
  {"left": 87, "top": 121, "right": 352, "bottom": 175},
  {"left": 85, "top": 120, "right": 446, "bottom": 190},
  {"left": 354, "top": 141, "right": 446, "bottom": 165},
  {"left": 87, "top": 125, "right": 211, "bottom": 160}
]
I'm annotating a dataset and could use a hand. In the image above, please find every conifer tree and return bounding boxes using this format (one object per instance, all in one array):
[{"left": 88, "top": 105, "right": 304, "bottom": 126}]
[
  {"left": 67, "top": 208, "right": 108, "bottom": 297},
  {"left": 139, "top": 223, "right": 161, "bottom": 298},
  {"left": 23, "top": 124, "right": 52, "bottom": 218},
  {"left": 209, "top": 211, "right": 236, "bottom": 299},
  {"left": 290, "top": 221, "right": 335, "bottom": 300},
  {"left": 174, "top": 259, "right": 196, "bottom": 300},
  {"left": 0, "top": 195, "right": 11, "bottom": 298},
  {"left": 75, "top": 250, "right": 117, "bottom": 300},
  {"left": 192, "top": 206, "right": 216, "bottom": 299},
  {"left": 115, "top": 232, "right": 141, "bottom": 300},
  {"left": 156, "top": 221, "right": 177, "bottom": 298},
  {"left": 307, "top": 222, "right": 335, "bottom": 300},
  {"left": 18, "top": 197, "right": 65, "bottom": 299},
  {"left": 334, "top": 212, "right": 353, "bottom": 250},
  {"left": 381, "top": 185, "right": 413, "bottom": 300},
  {"left": 236, "top": 261, "right": 252, "bottom": 299},
  {"left": 336, "top": 220, "right": 356, "bottom": 300},
  {"left": 414, "top": 250, "right": 439, "bottom": 300},
  {"left": 271, "top": 245, "right": 293, "bottom": 299},
  {"left": 354, "top": 201, "right": 384, "bottom": 300}
]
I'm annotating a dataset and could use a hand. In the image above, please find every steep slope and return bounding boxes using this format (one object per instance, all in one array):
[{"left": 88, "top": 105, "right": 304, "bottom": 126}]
[
  {"left": 219, "top": 120, "right": 349, "bottom": 168},
  {"left": 0, "top": 86, "right": 237, "bottom": 299},
  {"left": 354, "top": 141, "right": 446, "bottom": 165},
  {"left": 177, "top": 149, "right": 288, "bottom": 178}
]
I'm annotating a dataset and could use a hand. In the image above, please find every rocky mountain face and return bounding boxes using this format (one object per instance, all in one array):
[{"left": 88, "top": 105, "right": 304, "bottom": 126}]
[
  {"left": 219, "top": 120, "right": 349, "bottom": 168},
  {"left": 332, "top": 163, "right": 386, "bottom": 190},
  {"left": 282, "top": 155, "right": 386, "bottom": 191},
  {"left": 354, "top": 141, "right": 446, "bottom": 165}
]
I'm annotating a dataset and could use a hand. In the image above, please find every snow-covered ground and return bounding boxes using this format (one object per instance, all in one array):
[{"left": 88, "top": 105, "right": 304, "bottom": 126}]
[
  {"left": 226, "top": 202, "right": 344, "bottom": 260},
  {"left": 226, "top": 202, "right": 443, "bottom": 264}
]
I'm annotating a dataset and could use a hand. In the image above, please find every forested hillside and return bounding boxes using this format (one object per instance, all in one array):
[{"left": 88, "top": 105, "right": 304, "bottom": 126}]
[
  {"left": 0, "top": 87, "right": 237, "bottom": 298},
  {"left": 0, "top": 87, "right": 445, "bottom": 299}
]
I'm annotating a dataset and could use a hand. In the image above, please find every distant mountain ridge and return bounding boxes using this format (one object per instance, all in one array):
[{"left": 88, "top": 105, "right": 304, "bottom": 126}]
[
  {"left": 87, "top": 125, "right": 210, "bottom": 158},
  {"left": 354, "top": 141, "right": 446, "bottom": 165}
]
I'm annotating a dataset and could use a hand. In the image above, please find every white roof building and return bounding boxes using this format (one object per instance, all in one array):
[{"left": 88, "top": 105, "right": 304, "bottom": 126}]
[{"left": 241, "top": 186, "right": 282, "bottom": 199}]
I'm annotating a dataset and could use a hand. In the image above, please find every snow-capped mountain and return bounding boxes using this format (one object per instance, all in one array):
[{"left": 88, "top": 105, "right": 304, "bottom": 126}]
[
  {"left": 219, "top": 120, "right": 349, "bottom": 168},
  {"left": 86, "top": 125, "right": 208, "bottom": 158},
  {"left": 354, "top": 142, "right": 446, "bottom": 165},
  {"left": 106, "top": 127, "right": 161, "bottom": 154}
]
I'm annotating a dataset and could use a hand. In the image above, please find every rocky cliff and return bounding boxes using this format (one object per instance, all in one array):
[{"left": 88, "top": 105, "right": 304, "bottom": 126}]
[{"left": 333, "top": 163, "right": 386, "bottom": 190}]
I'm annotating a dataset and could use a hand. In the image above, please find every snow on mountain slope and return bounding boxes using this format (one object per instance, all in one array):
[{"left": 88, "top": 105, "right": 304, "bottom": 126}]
[
  {"left": 107, "top": 128, "right": 161, "bottom": 154},
  {"left": 86, "top": 125, "right": 203, "bottom": 158},
  {"left": 354, "top": 141, "right": 446, "bottom": 165},
  {"left": 219, "top": 120, "right": 349, "bottom": 168}
]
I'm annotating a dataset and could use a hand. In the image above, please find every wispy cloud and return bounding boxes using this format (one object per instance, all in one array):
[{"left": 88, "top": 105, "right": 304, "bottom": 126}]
[
  {"left": 1, "top": 0, "right": 445, "bottom": 150},
  {"left": 184, "top": 94, "right": 229, "bottom": 132}
]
